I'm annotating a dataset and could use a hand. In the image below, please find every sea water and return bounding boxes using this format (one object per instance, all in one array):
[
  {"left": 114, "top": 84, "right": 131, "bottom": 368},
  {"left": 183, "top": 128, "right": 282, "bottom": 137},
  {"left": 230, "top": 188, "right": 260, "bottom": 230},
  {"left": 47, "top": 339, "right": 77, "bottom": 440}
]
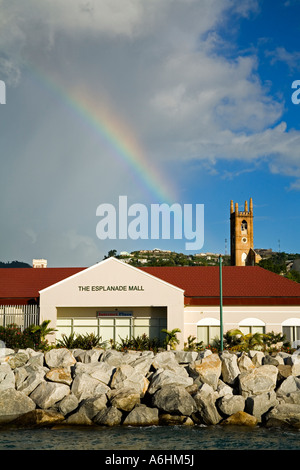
[{"left": 0, "top": 425, "right": 299, "bottom": 451}]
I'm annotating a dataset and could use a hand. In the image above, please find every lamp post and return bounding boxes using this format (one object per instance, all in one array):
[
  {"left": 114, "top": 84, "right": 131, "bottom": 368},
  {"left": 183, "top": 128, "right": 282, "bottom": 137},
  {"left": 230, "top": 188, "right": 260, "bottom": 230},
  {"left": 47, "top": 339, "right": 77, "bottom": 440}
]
[{"left": 219, "top": 255, "right": 224, "bottom": 351}]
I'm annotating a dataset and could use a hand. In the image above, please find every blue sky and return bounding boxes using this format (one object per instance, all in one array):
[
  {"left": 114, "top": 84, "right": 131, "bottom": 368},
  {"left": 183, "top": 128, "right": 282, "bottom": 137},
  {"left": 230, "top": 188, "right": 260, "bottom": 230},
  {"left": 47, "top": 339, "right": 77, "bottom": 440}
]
[{"left": 0, "top": 0, "right": 300, "bottom": 266}]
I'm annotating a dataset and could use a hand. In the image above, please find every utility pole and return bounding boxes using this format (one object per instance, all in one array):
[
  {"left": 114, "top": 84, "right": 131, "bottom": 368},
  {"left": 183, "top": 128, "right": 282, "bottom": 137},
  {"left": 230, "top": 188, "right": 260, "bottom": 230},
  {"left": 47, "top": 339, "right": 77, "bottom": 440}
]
[{"left": 219, "top": 255, "right": 223, "bottom": 351}]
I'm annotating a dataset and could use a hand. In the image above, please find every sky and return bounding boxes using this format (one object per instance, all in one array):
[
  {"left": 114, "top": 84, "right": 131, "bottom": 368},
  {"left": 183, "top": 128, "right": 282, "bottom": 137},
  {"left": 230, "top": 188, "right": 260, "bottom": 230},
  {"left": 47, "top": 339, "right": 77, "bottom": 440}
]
[{"left": 1, "top": 0, "right": 300, "bottom": 267}]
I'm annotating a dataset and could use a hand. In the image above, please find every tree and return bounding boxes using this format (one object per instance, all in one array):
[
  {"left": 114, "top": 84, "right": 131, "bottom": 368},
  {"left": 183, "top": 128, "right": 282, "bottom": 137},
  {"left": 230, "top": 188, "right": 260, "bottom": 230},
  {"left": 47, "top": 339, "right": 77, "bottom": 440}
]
[
  {"left": 103, "top": 249, "right": 118, "bottom": 259},
  {"left": 161, "top": 328, "right": 181, "bottom": 350}
]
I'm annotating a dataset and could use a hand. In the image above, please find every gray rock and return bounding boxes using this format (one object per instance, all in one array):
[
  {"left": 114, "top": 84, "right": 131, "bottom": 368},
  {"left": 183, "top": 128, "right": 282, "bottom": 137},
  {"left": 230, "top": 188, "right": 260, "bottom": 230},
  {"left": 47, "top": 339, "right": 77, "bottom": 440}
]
[
  {"left": 73, "top": 362, "right": 114, "bottom": 386},
  {"left": 188, "top": 354, "right": 222, "bottom": 390},
  {"left": 108, "top": 387, "right": 140, "bottom": 412},
  {"left": 11, "top": 409, "right": 65, "bottom": 428},
  {"left": 173, "top": 351, "right": 199, "bottom": 364},
  {"left": 0, "top": 363, "right": 15, "bottom": 391},
  {"left": 30, "top": 382, "right": 70, "bottom": 409},
  {"left": 221, "top": 351, "right": 240, "bottom": 385},
  {"left": 147, "top": 368, "right": 193, "bottom": 394},
  {"left": 15, "top": 367, "right": 46, "bottom": 396},
  {"left": 279, "top": 391, "right": 300, "bottom": 405},
  {"left": 285, "top": 353, "right": 300, "bottom": 376},
  {"left": 265, "top": 403, "right": 300, "bottom": 429},
  {"left": 79, "top": 395, "right": 108, "bottom": 419},
  {"left": 216, "top": 380, "right": 233, "bottom": 398},
  {"left": 58, "top": 393, "right": 79, "bottom": 416},
  {"left": 237, "top": 353, "right": 255, "bottom": 373},
  {"left": 217, "top": 395, "right": 245, "bottom": 416},
  {"left": 0, "top": 388, "right": 36, "bottom": 424},
  {"left": 77, "top": 349, "right": 103, "bottom": 363},
  {"left": 100, "top": 350, "right": 126, "bottom": 367},
  {"left": 46, "top": 368, "right": 73, "bottom": 386},
  {"left": 276, "top": 375, "right": 300, "bottom": 397},
  {"left": 94, "top": 406, "right": 123, "bottom": 426},
  {"left": 239, "top": 365, "right": 278, "bottom": 398},
  {"left": 110, "top": 364, "right": 149, "bottom": 396},
  {"left": 123, "top": 404, "right": 159, "bottom": 426},
  {"left": 71, "top": 372, "right": 110, "bottom": 401},
  {"left": 7, "top": 351, "right": 29, "bottom": 369},
  {"left": 193, "top": 383, "right": 222, "bottom": 425},
  {"left": 152, "top": 385, "right": 197, "bottom": 416},
  {"left": 245, "top": 391, "right": 278, "bottom": 421},
  {"left": 151, "top": 351, "right": 179, "bottom": 371},
  {"left": 44, "top": 348, "right": 76, "bottom": 369},
  {"left": 64, "top": 408, "right": 93, "bottom": 426}
]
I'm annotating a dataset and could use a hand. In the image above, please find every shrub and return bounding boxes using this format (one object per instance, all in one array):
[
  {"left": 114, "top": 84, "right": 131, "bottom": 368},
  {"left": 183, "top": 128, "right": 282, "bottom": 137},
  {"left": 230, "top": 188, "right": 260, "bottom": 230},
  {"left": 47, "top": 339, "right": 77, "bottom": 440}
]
[
  {"left": 0, "top": 323, "right": 49, "bottom": 350},
  {"left": 56, "top": 332, "right": 107, "bottom": 350}
]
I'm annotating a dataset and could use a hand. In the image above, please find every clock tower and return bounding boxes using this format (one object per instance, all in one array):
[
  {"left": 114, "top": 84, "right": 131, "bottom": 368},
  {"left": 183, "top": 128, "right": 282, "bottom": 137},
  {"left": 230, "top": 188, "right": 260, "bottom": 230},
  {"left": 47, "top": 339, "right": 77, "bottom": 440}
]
[{"left": 230, "top": 198, "right": 257, "bottom": 266}]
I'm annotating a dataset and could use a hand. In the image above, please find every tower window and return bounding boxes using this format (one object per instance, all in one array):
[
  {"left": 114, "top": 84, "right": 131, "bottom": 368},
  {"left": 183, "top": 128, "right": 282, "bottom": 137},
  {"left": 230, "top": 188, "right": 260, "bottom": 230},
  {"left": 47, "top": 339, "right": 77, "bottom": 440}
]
[{"left": 241, "top": 220, "right": 247, "bottom": 231}]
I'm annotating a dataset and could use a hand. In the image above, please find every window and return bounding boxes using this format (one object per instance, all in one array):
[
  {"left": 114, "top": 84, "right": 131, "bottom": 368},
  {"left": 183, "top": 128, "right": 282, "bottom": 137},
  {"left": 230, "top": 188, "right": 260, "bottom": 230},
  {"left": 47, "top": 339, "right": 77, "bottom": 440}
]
[
  {"left": 239, "top": 318, "right": 265, "bottom": 335},
  {"left": 197, "top": 318, "right": 220, "bottom": 346},
  {"left": 282, "top": 318, "right": 300, "bottom": 348},
  {"left": 241, "top": 220, "right": 248, "bottom": 232}
]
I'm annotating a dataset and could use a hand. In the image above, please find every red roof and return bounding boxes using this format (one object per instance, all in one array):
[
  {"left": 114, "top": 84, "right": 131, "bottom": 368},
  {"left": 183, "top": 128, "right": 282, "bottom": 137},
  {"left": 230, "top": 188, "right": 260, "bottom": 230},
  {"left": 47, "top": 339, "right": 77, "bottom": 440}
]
[
  {"left": 0, "top": 268, "right": 84, "bottom": 303},
  {"left": 0, "top": 265, "right": 300, "bottom": 306}
]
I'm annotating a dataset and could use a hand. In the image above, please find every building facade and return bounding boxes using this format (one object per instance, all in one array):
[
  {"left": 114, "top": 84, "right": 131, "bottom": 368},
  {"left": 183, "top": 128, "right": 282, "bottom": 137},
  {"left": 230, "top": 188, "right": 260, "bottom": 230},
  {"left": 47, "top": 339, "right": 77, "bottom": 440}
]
[{"left": 1, "top": 257, "right": 300, "bottom": 348}]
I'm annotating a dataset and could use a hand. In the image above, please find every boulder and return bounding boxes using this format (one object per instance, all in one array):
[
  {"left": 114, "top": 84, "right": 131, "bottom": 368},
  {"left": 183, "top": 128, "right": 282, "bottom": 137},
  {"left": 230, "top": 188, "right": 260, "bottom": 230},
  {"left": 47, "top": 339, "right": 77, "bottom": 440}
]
[
  {"left": 239, "top": 365, "right": 278, "bottom": 398},
  {"left": 7, "top": 351, "right": 29, "bottom": 369},
  {"left": 151, "top": 351, "right": 178, "bottom": 371},
  {"left": 123, "top": 404, "right": 159, "bottom": 426},
  {"left": 129, "top": 355, "right": 153, "bottom": 376},
  {"left": 249, "top": 351, "right": 264, "bottom": 367},
  {"left": 216, "top": 380, "right": 234, "bottom": 398},
  {"left": 58, "top": 393, "right": 79, "bottom": 416},
  {"left": 110, "top": 364, "right": 149, "bottom": 396},
  {"left": 262, "top": 354, "right": 283, "bottom": 367},
  {"left": 15, "top": 366, "right": 46, "bottom": 396},
  {"left": 276, "top": 375, "right": 300, "bottom": 397},
  {"left": 0, "top": 363, "right": 15, "bottom": 391},
  {"left": 221, "top": 351, "right": 240, "bottom": 385},
  {"left": 147, "top": 369, "right": 193, "bottom": 394},
  {"left": 30, "top": 382, "right": 70, "bottom": 409},
  {"left": 152, "top": 385, "right": 197, "bottom": 416},
  {"left": 237, "top": 353, "right": 255, "bottom": 373},
  {"left": 44, "top": 349, "right": 76, "bottom": 369},
  {"left": 78, "top": 395, "right": 108, "bottom": 419},
  {"left": 245, "top": 391, "right": 278, "bottom": 421},
  {"left": 0, "top": 388, "right": 36, "bottom": 424},
  {"left": 11, "top": 409, "right": 65, "bottom": 428},
  {"left": 71, "top": 372, "right": 110, "bottom": 401},
  {"left": 100, "top": 350, "right": 125, "bottom": 367},
  {"left": 159, "top": 414, "right": 194, "bottom": 426},
  {"left": 193, "top": 383, "right": 222, "bottom": 425},
  {"left": 74, "top": 349, "right": 103, "bottom": 363},
  {"left": 73, "top": 362, "right": 114, "bottom": 386},
  {"left": 189, "top": 354, "right": 221, "bottom": 390},
  {"left": 279, "top": 391, "right": 300, "bottom": 405},
  {"left": 217, "top": 395, "right": 245, "bottom": 417},
  {"left": 64, "top": 408, "right": 93, "bottom": 426},
  {"left": 173, "top": 351, "right": 198, "bottom": 364},
  {"left": 221, "top": 411, "right": 258, "bottom": 427},
  {"left": 285, "top": 354, "right": 300, "bottom": 376},
  {"left": 94, "top": 406, "right": 123, "bottom": 426},
  {"left": 46, "top": 368, "right": 73, "bottom": 386},
  {"left": 108, "top": 387, "right": 140, "bottom": 412},
  {"left": 277, "top": 364, "right": 292, "bottom": 381},
  {"left": 265, "top": 403, "right": 300, "bottom": 429}
]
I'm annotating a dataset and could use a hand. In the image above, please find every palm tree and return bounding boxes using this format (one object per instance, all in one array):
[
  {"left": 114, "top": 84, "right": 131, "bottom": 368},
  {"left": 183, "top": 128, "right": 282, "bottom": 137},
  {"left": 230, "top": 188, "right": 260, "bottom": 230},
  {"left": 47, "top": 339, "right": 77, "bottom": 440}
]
[
  {"left": 161, "top": 328, "right": 181, "bottom": 350},
  {"left": 31, "top": 320, "right": 57, "bottom": 342}
]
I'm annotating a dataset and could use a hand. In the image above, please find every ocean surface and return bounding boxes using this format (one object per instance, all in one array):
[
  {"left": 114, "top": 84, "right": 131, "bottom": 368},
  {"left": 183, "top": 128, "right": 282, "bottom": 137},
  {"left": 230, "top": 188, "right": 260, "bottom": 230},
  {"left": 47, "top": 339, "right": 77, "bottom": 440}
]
[{"left": 0, "top": 424, "right": 299, "bottom": 451}]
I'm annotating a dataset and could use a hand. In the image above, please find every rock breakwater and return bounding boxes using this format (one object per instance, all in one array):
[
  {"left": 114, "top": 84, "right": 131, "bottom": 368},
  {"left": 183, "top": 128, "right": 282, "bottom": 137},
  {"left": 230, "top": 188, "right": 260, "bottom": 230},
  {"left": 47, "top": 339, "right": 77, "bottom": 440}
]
[{"left": 1, "top": 347, "right": 300, "bottom": 429}]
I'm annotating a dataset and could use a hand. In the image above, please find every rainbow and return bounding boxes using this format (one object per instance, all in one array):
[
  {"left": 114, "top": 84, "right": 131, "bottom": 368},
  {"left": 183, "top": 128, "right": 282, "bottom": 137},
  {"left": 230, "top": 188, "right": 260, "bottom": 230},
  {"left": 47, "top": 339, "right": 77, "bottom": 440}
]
[{"left": 30, "top": 68, "right": 177, "bottom": 205}]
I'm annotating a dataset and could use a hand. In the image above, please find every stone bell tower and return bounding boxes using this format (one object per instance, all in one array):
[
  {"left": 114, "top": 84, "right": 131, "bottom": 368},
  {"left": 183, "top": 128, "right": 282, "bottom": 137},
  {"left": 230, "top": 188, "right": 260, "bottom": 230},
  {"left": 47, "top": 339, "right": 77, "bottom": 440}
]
[{"left": 230, "top": 198, "right": 257, "bottom": 266}]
